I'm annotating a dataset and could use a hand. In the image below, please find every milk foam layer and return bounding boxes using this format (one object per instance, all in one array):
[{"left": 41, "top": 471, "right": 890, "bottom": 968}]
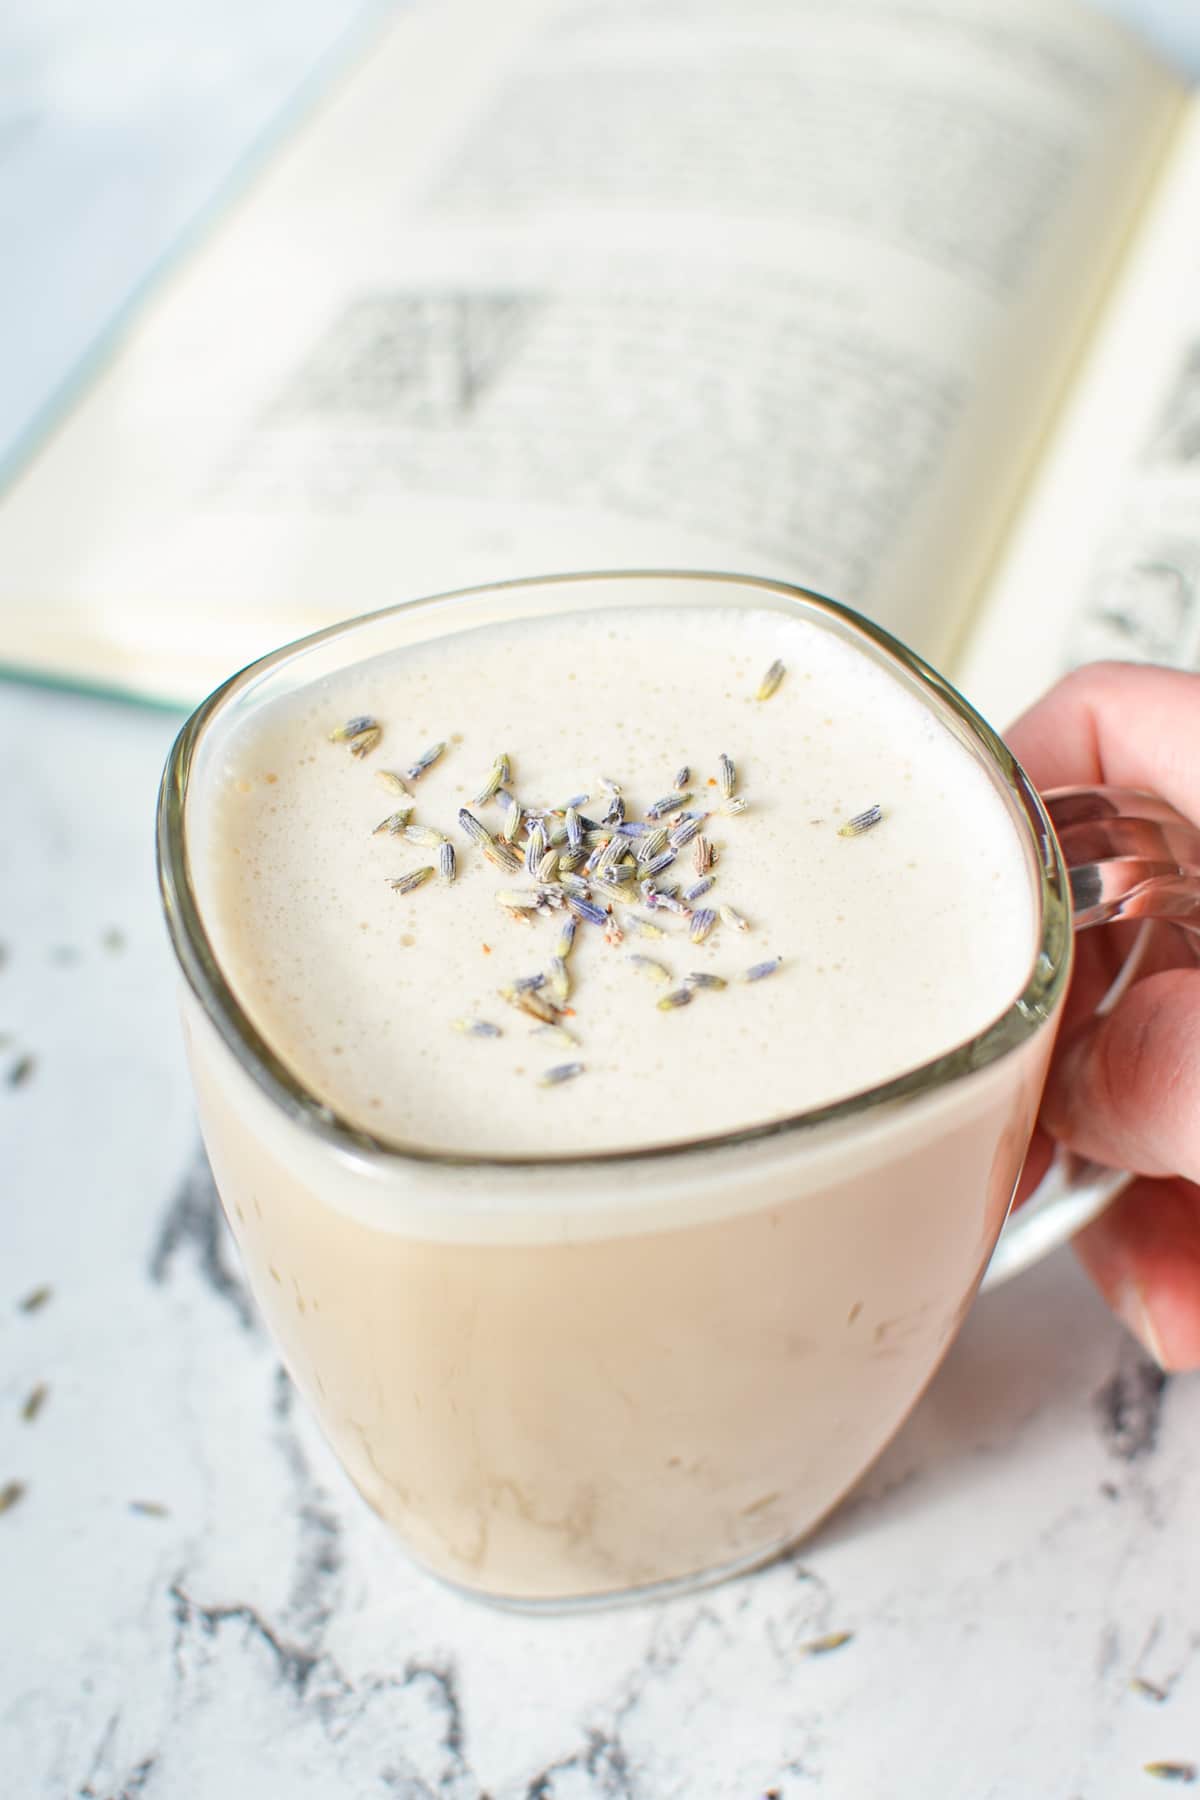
[{"left": 197, "top": 605, "right": 1036, "bottom": 1156}]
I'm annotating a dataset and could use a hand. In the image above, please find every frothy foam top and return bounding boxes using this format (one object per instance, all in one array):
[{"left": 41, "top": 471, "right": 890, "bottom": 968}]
[{"left": 194, "top": 604, "right": 1036, "bottom": 1156}]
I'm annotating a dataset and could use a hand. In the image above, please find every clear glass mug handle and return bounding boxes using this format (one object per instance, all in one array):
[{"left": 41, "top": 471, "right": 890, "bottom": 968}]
[{"left": 983, "top": 785, "right": 1200, "bottom": 1289}]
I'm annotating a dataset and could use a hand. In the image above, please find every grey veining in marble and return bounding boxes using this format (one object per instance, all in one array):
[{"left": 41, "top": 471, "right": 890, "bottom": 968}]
[{"left": 2, "top": 679, "right": 1199, "bottom": 1798}]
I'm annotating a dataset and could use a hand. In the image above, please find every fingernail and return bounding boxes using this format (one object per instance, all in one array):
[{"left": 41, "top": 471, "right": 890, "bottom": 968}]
[{"left": 1114, "top": 1277, "right": 1168, "bottom": 1370}]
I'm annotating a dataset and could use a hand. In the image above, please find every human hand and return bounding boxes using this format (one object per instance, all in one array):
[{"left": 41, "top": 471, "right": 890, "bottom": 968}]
[{"left": 1006, "top": 662, "right": 1200, "bottom": 1372}]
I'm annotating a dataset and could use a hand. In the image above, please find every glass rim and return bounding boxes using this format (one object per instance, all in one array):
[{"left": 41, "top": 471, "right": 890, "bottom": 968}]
[{"left": 156, "top": 569, "right": 1072, "bottom": 1174}]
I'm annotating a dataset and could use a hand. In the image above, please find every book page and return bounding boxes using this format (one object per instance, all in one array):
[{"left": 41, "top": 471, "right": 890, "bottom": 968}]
[
  {"left": 0, "top": 0, "right": 389, "bottom": 471},
  {"left": 955, "top": 98, "right": 1200, "bottom": 727},
  {"left": 0, "top": 0, "right": 1181, "bottom": 703}
]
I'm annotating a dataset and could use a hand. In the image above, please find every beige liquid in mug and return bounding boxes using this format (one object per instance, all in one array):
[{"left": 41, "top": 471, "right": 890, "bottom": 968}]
[{"left": 183, "top": 598, "right": 1045, "bottom": 1600}]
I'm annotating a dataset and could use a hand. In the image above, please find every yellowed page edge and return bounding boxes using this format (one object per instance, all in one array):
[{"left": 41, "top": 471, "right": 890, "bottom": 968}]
[{"left": 955, "top": 94, "right": 1200, "bottom": 728}]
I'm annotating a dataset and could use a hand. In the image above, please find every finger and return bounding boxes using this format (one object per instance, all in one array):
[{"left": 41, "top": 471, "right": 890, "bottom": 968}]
[
  {"left": 1041, "top": 967, "right": 1200, "bottom": 1181},
  {"left": 1004, "top": 662, "right": 1200, "bottom": 825},
  {"left": 1063, "top": 918, "right": 1198, "bottom": 1042},
  {"left": 1073, "top": 1175, "right": 1200, "bottom": 1372},
  {"left": 1015, "top": 934, "right": 1195, "bottom": 1202},
  {"left": 1058, "top": 924, "right": 1136, "bottom": 1035}
]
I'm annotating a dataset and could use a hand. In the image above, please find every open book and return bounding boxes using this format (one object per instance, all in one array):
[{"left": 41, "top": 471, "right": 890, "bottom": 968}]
[{"left": 0, "top": 0, "right": 1197, "bottom": 729}]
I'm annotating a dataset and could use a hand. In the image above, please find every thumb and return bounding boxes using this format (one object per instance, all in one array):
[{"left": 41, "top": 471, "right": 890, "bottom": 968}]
[{"left": 1041, "top": 967, "right": 1200, "bottom": 1182}]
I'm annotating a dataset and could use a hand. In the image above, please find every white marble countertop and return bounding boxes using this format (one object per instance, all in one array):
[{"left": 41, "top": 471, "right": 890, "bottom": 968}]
[
  {"left": 3, "top": 2, "right": 1200, "bottom": 1793},
  {"left": 2, "top": 658, "right": 1200, "bottom": 1799}
]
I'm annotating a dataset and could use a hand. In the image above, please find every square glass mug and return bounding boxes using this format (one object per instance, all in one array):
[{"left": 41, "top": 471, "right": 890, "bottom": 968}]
[{"left": 157, "top": 572, "right": 1199, "bottom": 1607}]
